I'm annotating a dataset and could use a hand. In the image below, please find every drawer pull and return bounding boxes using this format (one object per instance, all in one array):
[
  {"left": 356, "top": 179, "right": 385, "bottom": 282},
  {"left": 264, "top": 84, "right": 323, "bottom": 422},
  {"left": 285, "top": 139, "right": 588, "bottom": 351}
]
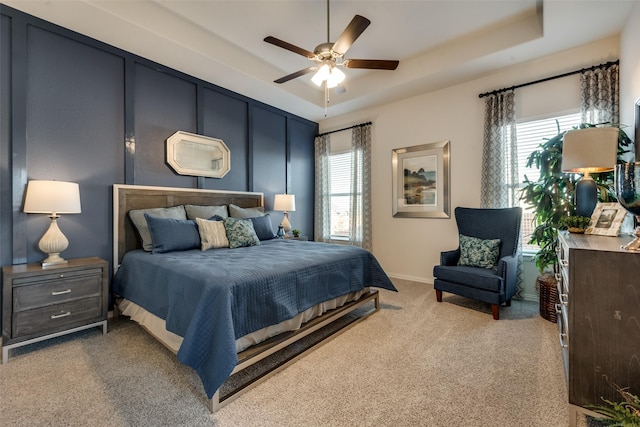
[
  {"left": 555, "top": 303, "right": 562, "bottom": 315},
  {"left": 559, "top": 333, "right": 569, "bottom": 348},
  {"left": 51, "top": 289, "right": 71, "bottom": 296},
  {"left": 558, "top": 293, "right": 568, "bottom": 306},
  {"left": 51, "top": 312, "right": 71, "bottom": 319}
]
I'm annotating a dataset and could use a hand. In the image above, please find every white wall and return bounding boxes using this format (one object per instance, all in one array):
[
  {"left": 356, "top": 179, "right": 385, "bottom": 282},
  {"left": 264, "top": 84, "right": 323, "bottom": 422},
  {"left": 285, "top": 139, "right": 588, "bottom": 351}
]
[{"left": 319, "top": 36, "right": 620, "bottom": 301}]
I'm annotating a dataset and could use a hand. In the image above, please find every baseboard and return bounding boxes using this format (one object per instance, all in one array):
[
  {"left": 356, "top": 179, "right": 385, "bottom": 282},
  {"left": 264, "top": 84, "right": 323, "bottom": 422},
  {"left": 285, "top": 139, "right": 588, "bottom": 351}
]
[
  {"left": 386, "top": 273, "right": 540, "bottom": 303},
  {"left": 386, "top": 272, "right": 432, "bottom": 284}
]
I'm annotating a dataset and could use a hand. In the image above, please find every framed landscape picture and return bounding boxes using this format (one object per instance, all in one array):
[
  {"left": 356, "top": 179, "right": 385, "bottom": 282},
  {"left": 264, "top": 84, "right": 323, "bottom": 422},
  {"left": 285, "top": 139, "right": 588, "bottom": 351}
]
[
  {"left": 392, "top": 140, "right": 450, "bottom": 218},
  {"left": 585, "top": 202, "right": 627, "bottom": 236}
]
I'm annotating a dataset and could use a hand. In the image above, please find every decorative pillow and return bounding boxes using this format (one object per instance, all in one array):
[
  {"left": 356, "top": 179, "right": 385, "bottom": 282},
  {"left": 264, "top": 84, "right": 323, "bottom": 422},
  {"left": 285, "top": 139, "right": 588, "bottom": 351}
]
[
  {"left": 229, "top": 203, "right": 265, "bottom": 219},
  {"left": 196, "top": 217, "right": 229, "bottom": 250},
  {"left": 248, "top": 214, "right": 276, "bottom": 240},
  {"left": 223, "top": 217, "right": 261, "bottom": 249},
  {"left": 457, "top": 234, "right": 501, "bottom": 269},
  {"left": 129, "top": 205, "right": 187, "bottom": 251},
  {"left": 185, "top": 204, "right": 228, "bottom": 220},
  {"left": 144, "top": 214, "right": 200, "bottom": 254}
]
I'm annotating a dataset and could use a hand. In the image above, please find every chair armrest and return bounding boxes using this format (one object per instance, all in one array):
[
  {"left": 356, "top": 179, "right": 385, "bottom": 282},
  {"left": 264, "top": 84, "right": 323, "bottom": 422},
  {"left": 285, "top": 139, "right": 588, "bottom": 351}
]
[
  {"left": 497, "top": 253, "right": 519, "bottom": 293},
  {"left": 441, "top": 249, "right": 460, "bottom": 266}
]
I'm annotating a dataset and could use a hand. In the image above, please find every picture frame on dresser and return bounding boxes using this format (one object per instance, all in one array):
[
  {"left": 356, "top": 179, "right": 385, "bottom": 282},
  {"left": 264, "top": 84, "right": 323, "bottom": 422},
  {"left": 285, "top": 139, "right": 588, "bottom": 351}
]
[{"left": 584, "top": 202, "right": 627, "bottom": 236}]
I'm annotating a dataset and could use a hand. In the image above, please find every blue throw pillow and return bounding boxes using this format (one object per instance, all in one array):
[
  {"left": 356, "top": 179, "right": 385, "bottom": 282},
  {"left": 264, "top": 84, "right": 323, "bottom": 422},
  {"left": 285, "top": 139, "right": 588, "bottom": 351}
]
[
  {"left": 457, "top": 234, "right": 501, "bottom": 269},
  {"left": 249, "top": 214, "right": 276, "bottom": 240},
  {"left": 144, "top": 214, "right": 200, "bottom": 253}
]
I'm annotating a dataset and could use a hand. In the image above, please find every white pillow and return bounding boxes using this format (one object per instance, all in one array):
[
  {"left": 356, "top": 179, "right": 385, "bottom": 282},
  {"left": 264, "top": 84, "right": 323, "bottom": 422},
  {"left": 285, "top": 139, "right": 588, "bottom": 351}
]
[{"left": 196, "top": 218, "right": 229, "bottom": 250}]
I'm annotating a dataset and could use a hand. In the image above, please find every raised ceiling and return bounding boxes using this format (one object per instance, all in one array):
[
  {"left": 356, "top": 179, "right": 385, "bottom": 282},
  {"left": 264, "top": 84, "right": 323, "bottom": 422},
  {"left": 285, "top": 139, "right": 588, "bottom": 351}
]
[{"left": 4, "top": 1, "right": 635, "bottom": 122}]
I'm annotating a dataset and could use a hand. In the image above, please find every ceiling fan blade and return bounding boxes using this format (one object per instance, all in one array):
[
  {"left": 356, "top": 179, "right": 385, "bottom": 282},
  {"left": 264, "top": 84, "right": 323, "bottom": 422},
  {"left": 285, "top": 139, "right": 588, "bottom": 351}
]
[
  {"left": 331, "top": 15, "right": 371, "bottom": 55},
  {"left": 274, "top": 67, "right": 316, "bottom": 84},
  {"left": 345, "top": 59, "right": 399, "bottom": 70},
  {"left": 264, "top": 36, "right": 315, "bottom": 59}
]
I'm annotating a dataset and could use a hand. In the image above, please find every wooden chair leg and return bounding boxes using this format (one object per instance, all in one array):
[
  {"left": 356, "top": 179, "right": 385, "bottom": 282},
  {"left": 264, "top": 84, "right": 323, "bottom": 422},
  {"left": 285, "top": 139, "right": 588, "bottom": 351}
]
[
  {"left": 436, "top": 289, "right": 442, "bottom": 302},
  {"left": 491, "top": 304, "right": 499, "bottom": 320}
]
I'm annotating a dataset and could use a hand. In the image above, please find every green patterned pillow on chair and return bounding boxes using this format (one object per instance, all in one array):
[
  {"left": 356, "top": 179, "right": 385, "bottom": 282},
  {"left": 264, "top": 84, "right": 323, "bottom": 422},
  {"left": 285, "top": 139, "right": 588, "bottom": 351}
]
[{"left": 457, "top": 234, "right": 501, "bottom": 269}]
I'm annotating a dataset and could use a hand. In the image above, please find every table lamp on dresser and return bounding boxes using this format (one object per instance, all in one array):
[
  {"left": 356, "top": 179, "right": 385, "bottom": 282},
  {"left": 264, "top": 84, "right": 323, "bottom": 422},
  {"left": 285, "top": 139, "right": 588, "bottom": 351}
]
[{"left": 23, "top": 180, "right": 82, "bottom": 266}]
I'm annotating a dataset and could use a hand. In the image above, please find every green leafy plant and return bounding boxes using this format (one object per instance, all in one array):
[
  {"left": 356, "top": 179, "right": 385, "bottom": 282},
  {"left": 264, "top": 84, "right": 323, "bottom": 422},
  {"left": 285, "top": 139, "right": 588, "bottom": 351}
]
[
  {"left": 521, "top": 126, "right": 577, "bottom": 272},
  {"left": 520, "top": 123, "right": 632, "bottom": 273},
  {"left": 291, "top": 229, "right": 301, "bottom": 238},
  {"left": 589, "top": 385, "right": 640, "bottom": 426},
  {"left": 559, "top": 215, "right": 591, "bottom": 232}
]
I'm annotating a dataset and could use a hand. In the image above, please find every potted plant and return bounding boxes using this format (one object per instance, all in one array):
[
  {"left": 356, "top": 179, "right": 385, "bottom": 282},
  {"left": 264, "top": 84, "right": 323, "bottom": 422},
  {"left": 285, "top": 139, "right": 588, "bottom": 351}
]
[
  {"left": 521, "top": 126, "right": 577, "bottom": 273},
  {"left": 292, "top": 229, "right": 301, "bottom": 238},
  {"left": 560, "top": 215, "right": 591, "bottom": 233},
  {"left": 588, "top": 385, "right": 640, "bottom": 426}
]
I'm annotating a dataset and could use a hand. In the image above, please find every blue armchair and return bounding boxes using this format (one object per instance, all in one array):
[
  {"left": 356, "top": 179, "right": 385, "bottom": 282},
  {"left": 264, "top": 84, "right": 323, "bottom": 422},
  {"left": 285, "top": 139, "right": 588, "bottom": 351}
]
[{"left": 433, "top": 207, "right": 522, "bottom": 320}]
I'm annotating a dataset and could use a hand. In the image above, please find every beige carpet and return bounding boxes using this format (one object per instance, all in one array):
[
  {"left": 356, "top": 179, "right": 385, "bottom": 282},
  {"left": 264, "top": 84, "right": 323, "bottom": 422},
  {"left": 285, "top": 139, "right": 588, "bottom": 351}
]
[{"left": 0, "top": 279, "right": 573, "bottom": 426}]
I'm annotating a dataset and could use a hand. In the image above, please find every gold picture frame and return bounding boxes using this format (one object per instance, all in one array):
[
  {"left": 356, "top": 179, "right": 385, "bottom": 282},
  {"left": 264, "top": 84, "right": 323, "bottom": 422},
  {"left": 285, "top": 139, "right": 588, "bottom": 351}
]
[
  {"left": 584, "top": 202, "right": 627, "bottom": 236},
  {"left": 392, "top": 140, "right": 450, "bottom": 218}
]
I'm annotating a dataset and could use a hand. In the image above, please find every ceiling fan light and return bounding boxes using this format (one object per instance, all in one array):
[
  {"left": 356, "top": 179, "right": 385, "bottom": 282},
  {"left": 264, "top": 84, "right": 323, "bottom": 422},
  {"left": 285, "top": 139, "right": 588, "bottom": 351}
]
[
  {"left": 312, "top": 64, "right": 330, "bottom": 86},
  {"left": 329, "top": 67, "right": 345, "bottom": 85}
]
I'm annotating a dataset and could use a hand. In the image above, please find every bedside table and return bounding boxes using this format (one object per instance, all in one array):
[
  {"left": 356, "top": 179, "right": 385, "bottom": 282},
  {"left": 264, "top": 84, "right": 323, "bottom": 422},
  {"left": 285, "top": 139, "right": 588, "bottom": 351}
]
[{"left": 2, "top": 257, "right": 108, "bottom": 364}]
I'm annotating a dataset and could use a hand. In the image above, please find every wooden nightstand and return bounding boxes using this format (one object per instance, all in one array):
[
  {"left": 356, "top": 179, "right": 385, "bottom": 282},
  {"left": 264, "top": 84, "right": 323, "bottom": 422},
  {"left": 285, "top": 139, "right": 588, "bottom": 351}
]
[{"left": 2, "top": 257, "right": 108, "bottom": 364}]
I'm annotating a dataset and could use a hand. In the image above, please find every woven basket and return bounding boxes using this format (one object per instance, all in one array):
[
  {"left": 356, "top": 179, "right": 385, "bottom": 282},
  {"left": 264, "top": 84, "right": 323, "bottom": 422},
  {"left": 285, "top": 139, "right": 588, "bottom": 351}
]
[{"left": 536, "top": 274, "right": 558, "bottom": 323}]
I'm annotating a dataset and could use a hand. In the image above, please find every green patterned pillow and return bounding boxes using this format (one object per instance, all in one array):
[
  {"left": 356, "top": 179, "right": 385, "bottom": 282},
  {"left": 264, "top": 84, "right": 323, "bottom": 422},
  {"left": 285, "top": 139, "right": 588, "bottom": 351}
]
[
  {"left": 223, "top": 217, "right": 261, "bottom": 249},
  {"left": 457, "top": 234, "right": 501, "bottom": 269}
]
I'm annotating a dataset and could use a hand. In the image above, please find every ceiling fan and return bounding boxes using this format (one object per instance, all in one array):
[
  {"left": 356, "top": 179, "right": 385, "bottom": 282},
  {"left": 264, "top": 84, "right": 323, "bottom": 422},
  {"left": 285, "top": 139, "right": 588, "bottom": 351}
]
[{"left": 264, "top": 0, "right": 399, "bottom": 88}]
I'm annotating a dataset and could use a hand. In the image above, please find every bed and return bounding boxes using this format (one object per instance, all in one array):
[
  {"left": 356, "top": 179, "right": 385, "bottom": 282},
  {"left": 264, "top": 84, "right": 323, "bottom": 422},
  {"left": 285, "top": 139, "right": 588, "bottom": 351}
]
[{"left": 112, "top": 184, "right": 396, "bottom": 411}]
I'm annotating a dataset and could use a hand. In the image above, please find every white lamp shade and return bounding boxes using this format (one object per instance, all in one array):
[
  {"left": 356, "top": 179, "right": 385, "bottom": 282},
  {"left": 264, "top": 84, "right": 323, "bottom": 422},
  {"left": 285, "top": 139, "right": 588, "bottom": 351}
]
[
  {"left": 562, "top": 127, "right": 619, "bottom": 174},
  {"left": 24, "top": 180, "right": 81, "bottom": 214},
  {"left": 274, "top": 194, "right": 296, "bottom": 212}
]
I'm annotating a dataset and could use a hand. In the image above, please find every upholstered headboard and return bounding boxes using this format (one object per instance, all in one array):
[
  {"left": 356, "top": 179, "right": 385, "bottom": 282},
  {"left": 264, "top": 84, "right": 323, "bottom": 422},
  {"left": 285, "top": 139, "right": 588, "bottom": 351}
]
[{"left": 112, "top": 184, "right": 264, "bottom": 268}]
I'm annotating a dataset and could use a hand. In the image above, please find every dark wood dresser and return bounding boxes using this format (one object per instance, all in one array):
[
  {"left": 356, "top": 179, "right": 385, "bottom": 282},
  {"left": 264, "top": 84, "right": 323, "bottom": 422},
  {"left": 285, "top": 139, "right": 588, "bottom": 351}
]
[
  {"left": 557, "top": 232, "right": 640, "bottom": 426},
  {"left": 2, "top": 257, "right": 108, "bottom": 363}
]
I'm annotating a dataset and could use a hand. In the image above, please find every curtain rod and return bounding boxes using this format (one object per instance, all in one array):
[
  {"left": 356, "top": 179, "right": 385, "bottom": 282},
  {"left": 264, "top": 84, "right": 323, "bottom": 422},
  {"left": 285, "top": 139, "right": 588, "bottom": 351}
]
[
  {"left": 316, "top": 121, "right": 372, "bottom": 137},
  {"left": 478, "top": 60, "right": 619, "bottom": 99}
]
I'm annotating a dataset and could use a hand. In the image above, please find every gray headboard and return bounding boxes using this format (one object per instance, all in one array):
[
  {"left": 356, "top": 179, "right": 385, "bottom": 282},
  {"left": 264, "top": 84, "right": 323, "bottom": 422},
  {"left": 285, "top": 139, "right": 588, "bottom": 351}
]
[{"left": 112, "top": 184, "right": 264, "bottom": 268}]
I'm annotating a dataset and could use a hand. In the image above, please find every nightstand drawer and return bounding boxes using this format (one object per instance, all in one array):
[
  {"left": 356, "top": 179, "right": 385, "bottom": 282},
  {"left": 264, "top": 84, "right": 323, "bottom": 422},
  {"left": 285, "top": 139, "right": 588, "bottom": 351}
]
[
  {"left": 13, "top": 270, "right": 102, "bottom": 312},
  {"left": 12, "top": 296, "right": 102, "bottom": 338}
]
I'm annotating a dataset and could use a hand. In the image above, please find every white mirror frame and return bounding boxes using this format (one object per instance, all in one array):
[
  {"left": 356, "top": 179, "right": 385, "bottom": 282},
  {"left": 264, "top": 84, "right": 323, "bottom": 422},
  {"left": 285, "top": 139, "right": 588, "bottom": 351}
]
[{"left": 166, "top": 131, "right": 230, "bottom": 178}]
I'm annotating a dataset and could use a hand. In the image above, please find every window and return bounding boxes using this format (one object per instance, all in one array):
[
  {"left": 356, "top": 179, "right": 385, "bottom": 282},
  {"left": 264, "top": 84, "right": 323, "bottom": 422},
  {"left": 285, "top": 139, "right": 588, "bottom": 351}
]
[
  {"left": 516, "top": 112, "right": 582, "bottom": 251},
  {"left": 328, "top": 151, "right": 362, "bottom": 239}
]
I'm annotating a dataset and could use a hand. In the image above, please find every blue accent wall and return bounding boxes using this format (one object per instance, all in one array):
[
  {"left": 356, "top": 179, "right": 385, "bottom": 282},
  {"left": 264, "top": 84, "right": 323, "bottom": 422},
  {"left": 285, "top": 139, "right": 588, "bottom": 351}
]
[{"left": 0, "top": 5, "right": 318, "bottom": 316}]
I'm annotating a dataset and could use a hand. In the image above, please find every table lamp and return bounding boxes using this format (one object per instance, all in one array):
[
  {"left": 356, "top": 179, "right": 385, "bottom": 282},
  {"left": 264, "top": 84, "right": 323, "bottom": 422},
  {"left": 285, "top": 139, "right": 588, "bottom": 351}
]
[
  {"left": 274, "top": 194, "right": 296, "bottom": 235},
  {"left": 562, "top": 127, "right": 618, "bottom": 217},
  {"left": 23, "top": 180, "right": 82, "bottom": 266}
]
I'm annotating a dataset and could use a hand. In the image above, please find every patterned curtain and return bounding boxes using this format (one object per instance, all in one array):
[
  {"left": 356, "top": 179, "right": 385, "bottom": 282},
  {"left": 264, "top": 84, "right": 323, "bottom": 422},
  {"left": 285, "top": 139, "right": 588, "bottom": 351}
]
[
  {"left": 349, "top": 124, "right": 372, "bottom": 250},
  {"left": 314, "top": 134, "right": 332, "bottom": 243},
  {"left": 480, "top": 90, "right": 523, "bottom": 298},
  {"left": 580, "top": 62, "right": 619, "bottom": 125},
  {"left": 480, "top": 90, "right": 518, "bottom": 208}
]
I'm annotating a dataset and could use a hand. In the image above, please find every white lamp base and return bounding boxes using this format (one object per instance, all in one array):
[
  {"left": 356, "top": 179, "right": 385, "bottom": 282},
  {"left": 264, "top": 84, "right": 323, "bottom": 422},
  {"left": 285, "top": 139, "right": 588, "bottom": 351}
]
[
  {"left": 281, "top": 212, "right": 292, "bottom": 234},
  {"left": 38, "top": 216, "right": 69, "bottom": 267}
]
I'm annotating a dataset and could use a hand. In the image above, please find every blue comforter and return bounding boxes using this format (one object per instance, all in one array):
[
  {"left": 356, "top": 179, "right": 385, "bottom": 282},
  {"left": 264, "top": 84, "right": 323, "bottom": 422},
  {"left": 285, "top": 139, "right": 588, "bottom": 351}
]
[{"left": 113, "top": 239, "right": 396, "bottom": 398}]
